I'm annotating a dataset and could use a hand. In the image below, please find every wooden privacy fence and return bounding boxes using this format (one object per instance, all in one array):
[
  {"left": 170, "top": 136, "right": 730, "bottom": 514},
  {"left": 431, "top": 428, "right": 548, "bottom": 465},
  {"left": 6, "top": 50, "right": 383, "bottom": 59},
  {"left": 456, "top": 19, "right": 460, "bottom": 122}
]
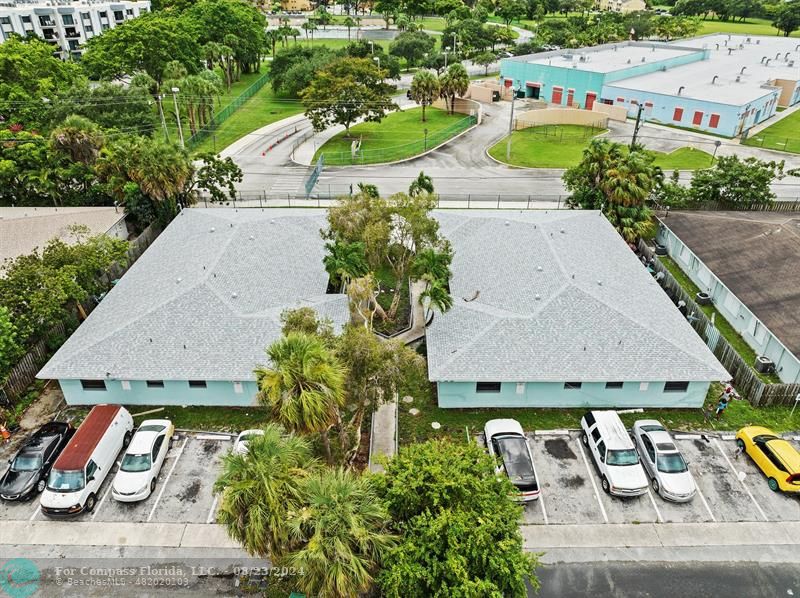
[
  {"left": 0, "top": 222, "right": 162, "bottom": 406},
  {"left": 638, "top": 240, "right": 800, "bottom": 407},
  {"left": 654, "top": 199, "right": 800, "bottom": 212}
]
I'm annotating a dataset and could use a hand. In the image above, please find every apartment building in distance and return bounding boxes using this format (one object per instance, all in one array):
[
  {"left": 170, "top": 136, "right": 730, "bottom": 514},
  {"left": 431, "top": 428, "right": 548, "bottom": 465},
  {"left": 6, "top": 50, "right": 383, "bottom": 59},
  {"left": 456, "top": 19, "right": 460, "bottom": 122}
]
[{"left": 0, "top": 0, "right": 150, "bottom": 59}]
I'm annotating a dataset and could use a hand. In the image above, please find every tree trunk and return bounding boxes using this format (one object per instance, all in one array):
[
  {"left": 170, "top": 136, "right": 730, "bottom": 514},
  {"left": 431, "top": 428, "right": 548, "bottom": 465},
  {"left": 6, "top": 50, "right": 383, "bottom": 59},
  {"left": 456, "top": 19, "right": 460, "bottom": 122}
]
[
  {"left": 387, "top": 286, "right": 402, "bottom": 320},
  {"left": 320, "top": 428, "right": 333, "bottom": 464}
]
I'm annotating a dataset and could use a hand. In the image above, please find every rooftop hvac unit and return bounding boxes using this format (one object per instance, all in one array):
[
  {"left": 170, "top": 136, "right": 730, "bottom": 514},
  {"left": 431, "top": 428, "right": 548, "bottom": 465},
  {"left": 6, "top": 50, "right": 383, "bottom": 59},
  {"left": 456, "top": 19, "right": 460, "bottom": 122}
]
[{"left": 755, "top": 355, "right": 776, "bottom": 374}]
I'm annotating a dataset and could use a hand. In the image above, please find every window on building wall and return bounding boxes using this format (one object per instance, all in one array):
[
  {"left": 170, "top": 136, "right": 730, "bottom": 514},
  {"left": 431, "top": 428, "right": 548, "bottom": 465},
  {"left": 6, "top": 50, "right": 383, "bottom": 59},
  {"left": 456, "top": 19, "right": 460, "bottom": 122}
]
[
  {"left": 21, "top": 15, "right": 31, "bottom": 23},
  {"left": 605, "top": 382, "right": 624, "bottom": 389},
  {"left": 476, "top": 382, "right": 502, "bottom": 393},
  {"left": 709, "top": 114, "right": 720, "bottom": 128},
  {"left": 233, "top": 382, "right": 243, "bottom": 394},
  {"left": 146, "top": 380, "right": 164, "bottom": 388},
  {"left": 616, "top": 97, "right": 625, "bottom": 104},
  {"left": 188, "top": 380, "right": 207, "bottom": 389},
  {"left": 673, "top": 107, "right": 684, "bottom": 121},
  {"left": 564, "top": 382, "right": 582, "bottom": 390},
  {"left": 62, "top": 14, "right": 74, "bottom": 25},
  {"left": 0, "top": 17, "right": 11, "bottom": 25},
  {"left": 80, "top": 380, "right": 107, "bottom": 391},
  {"left": 664, "top": 381, "right": 689, "bottom": 393}
]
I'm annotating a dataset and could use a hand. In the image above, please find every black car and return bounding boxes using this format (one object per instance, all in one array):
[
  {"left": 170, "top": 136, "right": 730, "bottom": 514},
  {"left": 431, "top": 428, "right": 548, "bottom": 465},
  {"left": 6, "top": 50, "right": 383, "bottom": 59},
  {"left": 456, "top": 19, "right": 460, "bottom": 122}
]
[{"left": 0, "top": 422, "right": 74, "bottom": 501}]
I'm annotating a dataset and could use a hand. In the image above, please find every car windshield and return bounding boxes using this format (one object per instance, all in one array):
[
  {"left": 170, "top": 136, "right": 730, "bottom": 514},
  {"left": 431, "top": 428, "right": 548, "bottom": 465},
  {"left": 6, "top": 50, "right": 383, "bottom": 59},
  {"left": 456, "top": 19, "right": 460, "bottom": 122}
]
[
  {"left": 607, "top": 449, "right": 639, "bottom": 466},
  {"left": 47, "top": 469, "right": 84, "bottom": 492},
  {"left": 11, "top": 454, "right": 42, "bottom": 472},
  {"left": 120, "top": 453, "right": 151, "bottom": 473},
  {"left": 657, "top": 453, "right": 688, "bottom": 473}
]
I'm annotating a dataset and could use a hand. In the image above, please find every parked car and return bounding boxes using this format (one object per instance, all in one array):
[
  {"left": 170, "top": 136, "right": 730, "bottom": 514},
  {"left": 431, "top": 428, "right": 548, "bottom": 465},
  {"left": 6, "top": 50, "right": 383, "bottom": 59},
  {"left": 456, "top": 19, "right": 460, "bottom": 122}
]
[
  {"left": 484, "top": 419, "right": 540, "bottom": 502},
  {"left": 736, "top": 426, "right": 800, "bottom": 493},
  {"left": 233, "top": 429, "right": 265, "bottom": 455},
  {"left": 0, "top": 422, "right": 74, "bottom": 501},
  {"left": 112, "top": 420, "right": 174, "bottom": 502},
  {"left": 580, "top": 411, "right": 648, "bottom": 497},
  {"left": 632, "top": 420, "right": 696, "bottom": 502},
  {"left": 41, "top": 405, "right": 134, "bottom": 517}
]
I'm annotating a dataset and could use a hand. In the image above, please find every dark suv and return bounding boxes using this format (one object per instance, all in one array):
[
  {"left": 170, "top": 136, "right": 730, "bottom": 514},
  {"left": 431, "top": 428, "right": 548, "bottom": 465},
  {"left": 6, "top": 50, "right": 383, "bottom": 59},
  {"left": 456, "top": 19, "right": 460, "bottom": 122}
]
[{"left": 0, "top": 422, "right": 74, "bottom": 501}]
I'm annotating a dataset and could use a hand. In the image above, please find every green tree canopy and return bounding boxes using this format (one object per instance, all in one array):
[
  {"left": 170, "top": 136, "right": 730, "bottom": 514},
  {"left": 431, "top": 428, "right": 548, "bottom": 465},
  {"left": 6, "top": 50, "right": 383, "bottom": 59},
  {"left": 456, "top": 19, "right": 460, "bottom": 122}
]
[
  {"left": 389, "top": 31, "right": 436, "bottom": 69},
  {"left": 689, "top": 154, "right": 783, "bottom": 206},
  {"left": 409, "top": 70, "right": 440, "bottom": 122},
  {"left": 0, "top": 306, "right": 22, "bottom": 381},
  {"left": 81, "top": 12, "right": 202, "bottom": 84},
  {"left": 377, "top": 440, "right": 538, "bottom": 597},
  {"left": 439, "top": 63, "right": 469, "bottom": 114},
  {"left": 301, "top": 57, "right": 397, "bottom": 134},
  {"left": 0, "top": 36, "right": 84, "bottom": 130},
  {"left": 270, "top": 46, "right": 335, "bottom": 96},
  {"left": 773, "top": 0, "right": 800, "bottom": 36}
]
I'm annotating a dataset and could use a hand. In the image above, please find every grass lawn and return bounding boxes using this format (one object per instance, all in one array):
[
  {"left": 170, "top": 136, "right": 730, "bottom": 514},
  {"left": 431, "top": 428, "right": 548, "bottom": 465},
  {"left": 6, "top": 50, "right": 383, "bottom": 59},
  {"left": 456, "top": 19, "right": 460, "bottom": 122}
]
[
  {"left": 398, "top": 365, "right": 800, "bottom": 446},
  {"left": 696, "top": 17, "right": 799, "bottom": 38},
  {"left": 289, "top": 37, "right": 390, "bottom": 52},
  {"left": 488, "top": 125, "right": 607, "bottom": 168},
  {"left": 649, "top": 147, "right": 714, "bottom": 170},
  {"left": 657, "top": 255, "right": 781, "bottom": 384},
  {"left": 489, "top": 126, "right": 715, "bottom": 169},
  {"left": 418, "top": 16, "right": 447, "bottom": 32},
  {"left": 190, "top": 85, "right": 303, "bottom": 155},
  {"left": 742, "top": 108, "right": 800, "bottom": 154},
  {"left": 314, "top": 106, "right": 470, "bottom": 165}
]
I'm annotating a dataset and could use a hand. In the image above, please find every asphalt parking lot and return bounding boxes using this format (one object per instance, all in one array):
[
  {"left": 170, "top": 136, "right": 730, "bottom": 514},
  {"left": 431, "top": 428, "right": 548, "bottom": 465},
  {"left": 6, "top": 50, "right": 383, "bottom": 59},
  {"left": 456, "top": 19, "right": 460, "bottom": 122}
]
[
  {"left": 518, "top": 431, "right": 800, "bottom": 526},
  {"left": 0, "top": 433, "right": 231, "bottom": 525}
]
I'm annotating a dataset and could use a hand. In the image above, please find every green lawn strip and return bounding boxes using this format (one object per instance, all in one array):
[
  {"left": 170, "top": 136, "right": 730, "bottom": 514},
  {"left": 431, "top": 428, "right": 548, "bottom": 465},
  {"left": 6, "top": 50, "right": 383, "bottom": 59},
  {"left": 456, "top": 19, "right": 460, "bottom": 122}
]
[
  {"left": 418, "top": 17, "right": 447, "bottom": 31},
  {"left": 649, "top": 147, "right": 714, "bottom": 170},
  {"left": 127, "top": 404, "right": 268, "bottom": 433},
  {"left": 488, "top": 125, "right": 605, "bottom": 168},
  {"left": 190, "top": 86, "right": 302, "bottom": 155},
  {"left": 398, "top": 370, "right": 800, "bottom": 446},
  {"left": 293, "top": 37, "right": 390, "bottom": 51},
  {"left": 742, "top": 108, "right": 800, "bottom": 154},
  {"left": 373, "top": 263, "right": 411, "bottom": 336},
  {"left": 314, "top": 107, "right": 468, "bottom": 165},
  {"left": 657, "top": 256, "right": 781, "bottom": 384},
  {"left": 696, "top": 17, "right": 799, "bottom": 37}
]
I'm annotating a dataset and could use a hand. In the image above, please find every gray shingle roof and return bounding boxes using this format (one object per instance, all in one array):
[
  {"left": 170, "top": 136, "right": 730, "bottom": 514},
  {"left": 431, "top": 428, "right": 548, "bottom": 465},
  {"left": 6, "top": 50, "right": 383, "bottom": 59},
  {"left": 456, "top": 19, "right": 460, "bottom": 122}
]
[
  {"left": 38, "top": 209, "right": 349, "bottom": 382},
  {"left": 427, "top": 210, "right": 729, "bottom": 383}
]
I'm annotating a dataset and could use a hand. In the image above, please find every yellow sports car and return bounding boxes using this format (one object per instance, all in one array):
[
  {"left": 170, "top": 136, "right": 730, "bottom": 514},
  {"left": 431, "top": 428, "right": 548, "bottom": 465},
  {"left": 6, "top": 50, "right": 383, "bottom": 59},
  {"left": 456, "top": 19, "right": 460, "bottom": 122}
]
[{"left": 736, "top": 426, "right": 800, "bottom": 493}]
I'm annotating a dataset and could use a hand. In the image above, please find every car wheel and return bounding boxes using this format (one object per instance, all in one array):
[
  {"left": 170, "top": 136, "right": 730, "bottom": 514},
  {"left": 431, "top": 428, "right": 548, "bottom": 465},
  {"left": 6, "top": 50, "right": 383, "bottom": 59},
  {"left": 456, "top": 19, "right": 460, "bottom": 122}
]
[
  {"left": 36, "top": 479, "right": 46, "bottom": 493},
  {"left": 150, "top": 479, "right": 156, "bottom": 493},
  {"left": 123, "top": 431, "right": 133, "bottom": 448},
  {"left": 768, "top": 477, "right": 779, "bottom": 492},
  {"left": 85, "top": 493, "right": 96, "bottom": 513},
  {"left": 736, "top": 438, "right": 746, "bottom": 452},
  {"left": 651, "top": 478, "right": 660, "bottom": 494},
  {"left": 581, "top": 432, "right": 588, "bottom": 446},
  {"left": 601, "top": 476, "right": 610, "bottom": 494}
]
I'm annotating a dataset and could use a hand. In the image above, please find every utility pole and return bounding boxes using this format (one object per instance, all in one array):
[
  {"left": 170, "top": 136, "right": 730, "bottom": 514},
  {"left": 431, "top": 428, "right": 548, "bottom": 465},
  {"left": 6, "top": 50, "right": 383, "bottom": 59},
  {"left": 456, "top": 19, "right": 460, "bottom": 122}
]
[
  {"left": 171, "top": 87, "right": 185, "bottom": 149},
  {"left": 630, "top": 103, "right": 644, "bottom": 150},
  {"left": 506, "top": 85, "right": 520, "bottom": 161},
  {"left": 157, "top": 94, "right": 169, "bottom": 142}
]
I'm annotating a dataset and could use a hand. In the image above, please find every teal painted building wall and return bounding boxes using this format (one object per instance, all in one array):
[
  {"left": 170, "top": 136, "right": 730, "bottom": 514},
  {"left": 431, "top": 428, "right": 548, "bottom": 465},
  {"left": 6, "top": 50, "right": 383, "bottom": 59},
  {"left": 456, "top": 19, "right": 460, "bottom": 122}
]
[
  {"left": 437, "top": 380, "right": 710, "bottom": 409},
  {"left": 499, "top": 45, "right": 707, "bottom": 107},
  {"left": 59, "top": 378, "right": 260, "bottom": 406}
]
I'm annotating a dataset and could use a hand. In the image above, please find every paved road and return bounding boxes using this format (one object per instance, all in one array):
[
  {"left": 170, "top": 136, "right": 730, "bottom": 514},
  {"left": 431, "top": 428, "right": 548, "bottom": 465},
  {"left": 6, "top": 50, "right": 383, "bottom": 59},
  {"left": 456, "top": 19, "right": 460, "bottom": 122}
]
[{"left": 534, "top": 561, "right": 800, "bottom": 598}]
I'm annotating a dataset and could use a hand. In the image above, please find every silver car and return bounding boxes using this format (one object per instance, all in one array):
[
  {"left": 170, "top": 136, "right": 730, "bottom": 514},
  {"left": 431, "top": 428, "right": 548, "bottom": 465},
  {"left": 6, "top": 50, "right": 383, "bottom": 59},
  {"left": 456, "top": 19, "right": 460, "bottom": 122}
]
[{"left": 632, "top": 420, "right": 696, "bottom": 502}]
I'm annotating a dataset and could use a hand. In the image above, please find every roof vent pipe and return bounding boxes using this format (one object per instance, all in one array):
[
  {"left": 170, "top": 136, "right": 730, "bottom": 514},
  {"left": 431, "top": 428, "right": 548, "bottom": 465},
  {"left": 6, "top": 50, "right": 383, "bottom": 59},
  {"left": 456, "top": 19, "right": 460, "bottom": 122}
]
[
  {"left": 740, "top": 66, "right": 746, "bottom": 74},
  {"left": 785, "top": 52, "right": 791, "bottom": 61},
  {"left": 761, "top": 56, "right": 767, "bottom": 63},
  {"left": 728, "top": 48, "right": 733, "bottom": 55},
  {"left": 711, "top": 75, "right": 719, "bottom": 84},
  {"left": 641, "top": 56, "right": 645, "bottom": 62},
  {"left": 736, "top": 75, "right": 741, "bottom": 82},
  {"left": 755, "top": 39, "right": 760, "bottom": 44},
  {"left": 776, "top": 52, "right": 781, "bottom": 60},
  {"left": 677, "top": 86, "right": 684, "bottom": 95},
  {"left": 724, "top": 40, "right": 727, "bottom": 46},
  {"left": 796, "top": 44, "right": 800, "bottom": 51},
  {"left": 766, "top": 58, "right": 771, "bottom": 66},
  {"left": 715, "top": 43, "right": 719, "bottom": 50}
]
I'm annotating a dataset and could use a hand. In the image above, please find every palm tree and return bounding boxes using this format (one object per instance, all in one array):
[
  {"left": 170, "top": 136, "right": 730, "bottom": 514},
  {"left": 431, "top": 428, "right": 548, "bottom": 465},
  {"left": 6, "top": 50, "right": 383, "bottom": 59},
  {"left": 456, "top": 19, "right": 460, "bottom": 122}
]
[
  {"left": 411, "top": 245, "right": 451, "bottom": 282},
  {"left": 343, "top": 16, "right": 356, "bottom": 40},
  {"left": 301, "top": 21, "right": 317, "bottom": 47},
  {"left": 408, "top": 171, "right": 435, "bottom": 197},
  {"left": 265, "top": 29, "right": 280, "bottom": 58},
  {"left": 255, "top": 333, "right": 346, "bottom": 464},
  {"left": 214, "top": 423, "right": 318, "bottom": 559},
  {"left": 419, "top": 277, "right": 453, "bottom": 323},
  {"left": 323, "top": 240, "right": 369, "bottom": 288},
  {"left": 284, "top": 469, "right": 396, "bottom": 598},
  {"left": 49, "top": 115, "right": 105, "bottom": 165},
  {"left": 409, "top": 70, "right": 440, "bottom": 122},
  {"left": 439, "top": 63, "right": 469, "bottom": 114}
]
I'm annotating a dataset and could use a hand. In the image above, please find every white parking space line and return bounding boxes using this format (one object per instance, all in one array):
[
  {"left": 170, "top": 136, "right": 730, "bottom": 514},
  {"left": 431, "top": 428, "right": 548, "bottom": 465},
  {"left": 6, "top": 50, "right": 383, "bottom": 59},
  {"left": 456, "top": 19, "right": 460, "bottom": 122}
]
[
  {"left": 694, "top": 481, "right": 716, "bottom": 522},
  {"left": 206, "top": 495, "right": 219, "bottom": 524},
  {"left": 714, "top": 439, "right": 768, "bottom": 522},
  {"left": 646, "top": 489, "right": 663, "bottom": 523},
  {"left": 576, "top": 438, "right": 608, "bottom": 524},
  {"left": 91, "top": 462, "right": 119, "bottom": 521},
  {"left": 29, "top": 504, "right": 40, "bottom": 522},
  {"left": 147, "top": 437, "right": 187, "bottom": 523}
]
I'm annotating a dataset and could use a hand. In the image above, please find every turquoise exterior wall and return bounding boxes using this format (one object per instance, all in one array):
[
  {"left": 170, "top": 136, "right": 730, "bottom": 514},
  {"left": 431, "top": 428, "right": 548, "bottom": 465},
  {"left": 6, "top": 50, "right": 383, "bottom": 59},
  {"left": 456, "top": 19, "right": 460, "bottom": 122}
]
[
  {"left": 657, "top": 224, "right": 800, "bottom": 384},
  {"left": 436, "top": 380, "right": 710, "bottom": 409},
  {"left": 59, "top": 378, "right": 260, "bottom": 406}
]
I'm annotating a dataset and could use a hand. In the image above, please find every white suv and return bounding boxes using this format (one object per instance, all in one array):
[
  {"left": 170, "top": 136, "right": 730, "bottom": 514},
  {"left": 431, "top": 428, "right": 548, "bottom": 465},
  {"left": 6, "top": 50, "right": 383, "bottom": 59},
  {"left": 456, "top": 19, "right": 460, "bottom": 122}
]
[{"left": 580, "top": 410, "right": 648, "bottom": 497}]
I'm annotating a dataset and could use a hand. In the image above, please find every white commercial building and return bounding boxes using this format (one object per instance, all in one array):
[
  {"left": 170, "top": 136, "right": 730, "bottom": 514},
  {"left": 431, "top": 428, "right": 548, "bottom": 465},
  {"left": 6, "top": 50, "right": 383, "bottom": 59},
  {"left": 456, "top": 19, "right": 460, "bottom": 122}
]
[{"left": 0, "top": 0, "right": 150, "bottom": 59}]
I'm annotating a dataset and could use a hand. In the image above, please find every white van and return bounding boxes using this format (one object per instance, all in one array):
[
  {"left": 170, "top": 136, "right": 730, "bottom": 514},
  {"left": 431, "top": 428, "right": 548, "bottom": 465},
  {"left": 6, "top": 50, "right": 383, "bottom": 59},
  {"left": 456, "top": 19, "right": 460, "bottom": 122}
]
[
  {"left": 41, "top": 404, "right": 133, "bottom": 517},
  {"left": 580, "top": 410, "right": 648, "bottom": 497}
]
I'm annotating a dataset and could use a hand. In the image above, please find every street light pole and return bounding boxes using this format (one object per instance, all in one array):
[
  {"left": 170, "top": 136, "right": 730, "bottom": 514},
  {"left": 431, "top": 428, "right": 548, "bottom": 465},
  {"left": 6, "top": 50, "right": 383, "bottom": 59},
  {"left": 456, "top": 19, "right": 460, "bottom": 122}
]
[
  {"left": 171, "top": 87, "right": 184, "bottom": 149},
  {"left": 507, "top": 85, "right": 520, "bottom": 161},
  {"left": 369, "top": 40, "right": 374, "bottom": 54},
  {"left": 630, "top": 102, "right": 644, "bottom": 150},
  {"left": 444, "top": 46, "right": 449, "bottom": 69}
]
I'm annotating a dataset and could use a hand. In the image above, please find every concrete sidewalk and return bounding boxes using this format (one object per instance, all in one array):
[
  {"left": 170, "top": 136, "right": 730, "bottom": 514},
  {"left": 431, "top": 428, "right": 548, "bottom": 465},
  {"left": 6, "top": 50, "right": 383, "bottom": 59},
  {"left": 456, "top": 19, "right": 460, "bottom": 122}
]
[
  {"left": 368, "top": 397, "right": 398, "bottom": 473},
  {"left": 0, "top": 521, "right": 240, "bottom": 549}
]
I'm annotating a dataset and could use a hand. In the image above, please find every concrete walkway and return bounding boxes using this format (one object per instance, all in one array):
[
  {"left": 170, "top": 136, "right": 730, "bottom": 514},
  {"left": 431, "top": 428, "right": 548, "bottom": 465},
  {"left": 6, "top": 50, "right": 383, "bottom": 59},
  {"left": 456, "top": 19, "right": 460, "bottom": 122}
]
[{"left": 368, "top": 397, "right": 397, "bottom": 473}]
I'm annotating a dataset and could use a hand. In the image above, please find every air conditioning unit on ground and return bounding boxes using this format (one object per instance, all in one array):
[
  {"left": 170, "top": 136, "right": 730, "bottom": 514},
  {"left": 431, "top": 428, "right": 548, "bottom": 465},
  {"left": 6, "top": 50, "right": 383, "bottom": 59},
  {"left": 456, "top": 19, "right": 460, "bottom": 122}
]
[{"left": 754, "top": 355, "right": 775, "bottom": 374}]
